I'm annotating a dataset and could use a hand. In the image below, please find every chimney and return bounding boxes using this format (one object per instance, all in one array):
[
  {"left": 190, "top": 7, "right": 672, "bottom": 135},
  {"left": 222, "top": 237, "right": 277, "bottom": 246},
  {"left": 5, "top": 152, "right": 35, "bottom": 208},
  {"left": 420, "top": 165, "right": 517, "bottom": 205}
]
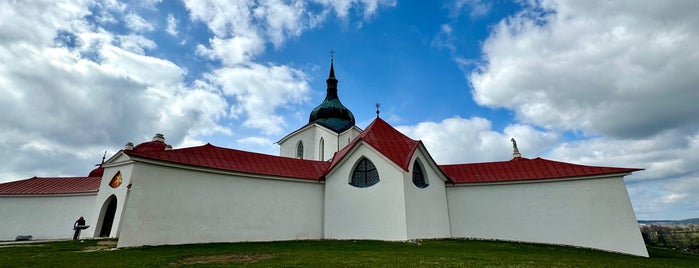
[
  {"left": 153, "top": 133, "right": 165, "bottom": 142},
  {"left": 124, "top": 142, "right": 134, "bottom": 150}
]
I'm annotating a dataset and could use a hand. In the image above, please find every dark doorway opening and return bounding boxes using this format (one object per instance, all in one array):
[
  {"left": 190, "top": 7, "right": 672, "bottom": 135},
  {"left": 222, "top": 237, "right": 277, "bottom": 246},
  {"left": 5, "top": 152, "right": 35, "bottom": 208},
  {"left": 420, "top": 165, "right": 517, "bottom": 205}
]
[{"left": 99, "top": 196, "right": 117, "bottom": 237}]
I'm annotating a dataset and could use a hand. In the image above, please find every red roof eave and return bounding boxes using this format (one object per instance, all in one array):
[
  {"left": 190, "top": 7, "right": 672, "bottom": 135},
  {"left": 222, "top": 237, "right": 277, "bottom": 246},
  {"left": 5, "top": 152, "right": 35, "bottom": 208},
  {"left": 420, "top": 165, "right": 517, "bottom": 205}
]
[
  {"left": 441, "top": 157, "right": 643, "bottom": 184},
  {"left": 0, "top": 177, "right": 101, "bottom": 195},
  {"left": 124, "top": 144, "right": 330, "bottom": 181}
]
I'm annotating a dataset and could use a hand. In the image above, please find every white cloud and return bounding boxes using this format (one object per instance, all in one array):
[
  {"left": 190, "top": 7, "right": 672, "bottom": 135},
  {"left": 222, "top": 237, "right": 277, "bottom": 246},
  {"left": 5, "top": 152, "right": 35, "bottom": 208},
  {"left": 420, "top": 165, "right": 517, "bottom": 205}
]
[
  {"left": 464, "top": 0, "right": 699, "bottom": 219},
  {"left": 446, "top": 0, "right": 491, "bottom": 19},
  {"left": 0, "top": 0, "right": 90, "bottom": 46},
  {"left": 184, "top": 0, "right": 395, "bottom": 133},
  {"left": 312, "top": 0, "right": 396, "bottom": 19},
  {"left": 185, "top": 0, "right": 396, "bottom": 63},
  {"left": 116, "top": 34, "right": 156, "bottom": 54},
  {"left": 396, "top": 116, "right": 558, "bottom": 164},
  {"left": 469, "top": 0, "right": 699, "bottom": 139},
  {"left": 196, "top": 35, "right": 265, "bottom": 66},
  {"left": 0, "top": 1, "right": 229, "bottom": 181},
  {"left": 208, "top": 63, "right": 310, "bottom": 135},
  {"left": 543, "top": 130, "right": 699, "bottom": 219},
  {"left": 236, "top": 136, "right": 278, "bottom": 156},
  {"left": 166, "top": 14, "right": 178, "bottom": 36},
  {"left": 124, "top": 12, "right": 155, "bottom": 32},
  {"left": 432, "top": 24, "right": 456, "bottom": 53}
]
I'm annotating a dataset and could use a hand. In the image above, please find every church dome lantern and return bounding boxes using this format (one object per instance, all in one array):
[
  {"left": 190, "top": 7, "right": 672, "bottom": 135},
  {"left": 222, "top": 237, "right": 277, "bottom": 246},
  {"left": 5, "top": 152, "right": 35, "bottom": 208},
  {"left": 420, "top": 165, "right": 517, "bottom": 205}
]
[{"left": 308, "top": 57, "right": 355, "bottom": 133}]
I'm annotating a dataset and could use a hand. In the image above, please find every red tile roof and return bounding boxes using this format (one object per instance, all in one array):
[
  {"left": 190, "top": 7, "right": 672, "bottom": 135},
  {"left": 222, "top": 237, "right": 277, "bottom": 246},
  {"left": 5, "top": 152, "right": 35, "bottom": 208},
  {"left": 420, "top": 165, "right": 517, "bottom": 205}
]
[
  {"left": 0, "top": 177, "right": 101, "bottom": 195},
  {"left": 440, "top": 157, "right": 642, "bottom": 184},
  {"left": 125, "top": 143, "right": 330, "bottom": 181},
  {"left": 329, "top": 118, "right": 420, "bottom": 172}
]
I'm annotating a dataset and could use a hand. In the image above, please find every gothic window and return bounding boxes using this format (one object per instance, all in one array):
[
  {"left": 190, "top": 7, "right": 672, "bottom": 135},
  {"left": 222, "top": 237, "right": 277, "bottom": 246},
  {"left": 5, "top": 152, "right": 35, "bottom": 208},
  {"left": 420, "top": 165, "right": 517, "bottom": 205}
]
[
  {"left": 350, "top": 157, "right": 379, "bottom": 188},
  {"left": 412, "top": 159, "right": 428, "bottom": 188},
  {"left": 296, "top": 141, "right": 304, "bottom": 159},
  {"left": 319, "top": 137, "right": 325, "bottom": 160}
]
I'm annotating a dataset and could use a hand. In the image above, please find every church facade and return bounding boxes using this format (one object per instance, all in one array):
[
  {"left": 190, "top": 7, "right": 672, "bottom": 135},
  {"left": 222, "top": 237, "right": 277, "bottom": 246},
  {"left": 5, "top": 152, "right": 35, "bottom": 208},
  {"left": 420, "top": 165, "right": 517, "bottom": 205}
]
[{"left": 0, "top": 60, "right": 648, "bottom": 257}]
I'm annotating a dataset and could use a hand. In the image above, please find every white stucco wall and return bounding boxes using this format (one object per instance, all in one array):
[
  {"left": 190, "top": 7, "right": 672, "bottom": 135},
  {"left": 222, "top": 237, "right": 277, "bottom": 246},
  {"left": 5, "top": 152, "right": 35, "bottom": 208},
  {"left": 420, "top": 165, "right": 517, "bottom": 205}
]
[
  {"left": 324, "top": 144, "right": 408, "bottom": 240},
  {"left": 279, "top": 124, "right": 361, "bottom": 161},
  {"left": 0, "top": 193, "right": 96, "bottom": 241},
  {"left": 116, "top": 161, "right": 324, "bottom": 248},
  {"left": 88, "top": 156, "right": 134, "bottom": 238},
  {"left": 446, "top": 176, "right": 648, "bottom": 257},
  {"left": 338, "top": 127, "right": 361, "bottom": 153},
  {"left": 403, "top": 152, "right": 451, "bottom": 239}
]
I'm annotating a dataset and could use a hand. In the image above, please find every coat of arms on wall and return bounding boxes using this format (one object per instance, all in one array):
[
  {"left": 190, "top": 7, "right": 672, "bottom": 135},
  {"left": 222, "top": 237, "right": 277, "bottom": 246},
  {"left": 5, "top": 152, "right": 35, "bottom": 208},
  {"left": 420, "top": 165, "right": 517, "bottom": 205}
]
[{"left": 109, "top": 171, "right": 122, "bottom": 188}]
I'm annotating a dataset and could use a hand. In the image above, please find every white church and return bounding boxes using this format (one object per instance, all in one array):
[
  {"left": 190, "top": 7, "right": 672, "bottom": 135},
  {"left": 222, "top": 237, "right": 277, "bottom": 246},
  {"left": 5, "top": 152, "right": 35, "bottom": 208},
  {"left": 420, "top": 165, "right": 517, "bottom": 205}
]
[{"left": 0, "top": 60, "right": 648, "bottom": 257}]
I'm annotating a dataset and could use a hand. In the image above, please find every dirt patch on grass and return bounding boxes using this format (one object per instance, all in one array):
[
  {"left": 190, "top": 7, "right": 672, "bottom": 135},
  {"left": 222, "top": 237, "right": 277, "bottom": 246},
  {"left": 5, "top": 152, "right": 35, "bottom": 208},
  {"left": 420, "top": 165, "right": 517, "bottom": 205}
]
[
  {"left": 0, "top": 244, "right": 44, "bottom": 248},
  {"left": 170, "top": 253, "right": 275, "bottom": 265},
  {"left": 81, "top": 240, "right": 118, "bottom": 252}
]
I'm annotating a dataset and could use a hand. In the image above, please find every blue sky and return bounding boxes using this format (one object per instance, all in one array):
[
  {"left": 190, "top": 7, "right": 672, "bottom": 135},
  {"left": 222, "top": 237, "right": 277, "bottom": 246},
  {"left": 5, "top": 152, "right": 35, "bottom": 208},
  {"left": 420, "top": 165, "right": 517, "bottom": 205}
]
[{"left": 1, "top": 0, "right": 698, "bottom": 220}]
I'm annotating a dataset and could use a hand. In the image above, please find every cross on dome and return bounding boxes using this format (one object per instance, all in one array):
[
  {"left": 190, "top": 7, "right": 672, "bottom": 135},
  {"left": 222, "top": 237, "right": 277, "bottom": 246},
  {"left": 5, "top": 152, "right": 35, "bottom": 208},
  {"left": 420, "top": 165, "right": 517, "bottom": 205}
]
[{"left": 307, "top": 52, "right": 355, "bottom": 133}]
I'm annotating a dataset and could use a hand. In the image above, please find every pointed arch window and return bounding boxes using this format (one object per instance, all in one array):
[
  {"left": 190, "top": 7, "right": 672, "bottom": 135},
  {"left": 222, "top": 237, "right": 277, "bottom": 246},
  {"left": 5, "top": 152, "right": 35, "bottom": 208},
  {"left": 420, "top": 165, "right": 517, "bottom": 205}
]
[
  {"left": 350, "top": 157, "right": 380, "bottom": 188},
  {"left": 412, "top": 159, "right": 428, "bottom": 188},
  {"left": 296, "top": 141, "right": 304, "bottom": 159},
  {"left": 319, "top": 137, "right": 325, "bottom": 160}
]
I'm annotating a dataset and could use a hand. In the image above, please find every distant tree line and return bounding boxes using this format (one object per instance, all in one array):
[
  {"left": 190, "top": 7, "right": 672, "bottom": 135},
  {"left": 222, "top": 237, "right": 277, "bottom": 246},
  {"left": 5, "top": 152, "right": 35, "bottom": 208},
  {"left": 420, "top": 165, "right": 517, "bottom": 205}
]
[{"left": 640, "top": 224, "right": 699, "bottom": 254}]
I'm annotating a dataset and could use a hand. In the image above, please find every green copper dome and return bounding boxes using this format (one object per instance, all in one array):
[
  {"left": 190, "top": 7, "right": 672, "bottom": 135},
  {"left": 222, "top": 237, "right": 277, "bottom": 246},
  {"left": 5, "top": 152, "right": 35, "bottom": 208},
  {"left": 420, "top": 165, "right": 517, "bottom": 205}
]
[{"left": 308, "top": 59, "right": 355, "bottom": 133}]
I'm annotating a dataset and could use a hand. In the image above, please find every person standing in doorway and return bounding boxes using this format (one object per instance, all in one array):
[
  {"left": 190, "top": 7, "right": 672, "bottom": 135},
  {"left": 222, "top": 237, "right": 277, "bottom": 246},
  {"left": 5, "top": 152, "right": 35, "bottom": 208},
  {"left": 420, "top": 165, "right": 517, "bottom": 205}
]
[{"left": 73, "top": 216, "right": 86, "bottom": 240}]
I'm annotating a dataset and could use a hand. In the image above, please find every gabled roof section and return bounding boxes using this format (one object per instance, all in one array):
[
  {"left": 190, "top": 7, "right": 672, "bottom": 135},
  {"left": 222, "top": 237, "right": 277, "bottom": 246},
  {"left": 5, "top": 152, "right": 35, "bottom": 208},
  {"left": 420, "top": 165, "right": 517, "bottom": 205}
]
[
  {"left": 329, "top": 118, "right": 420, "bottom": 172},
  {"left": 440, "top": 157, "right": 643, "bottom": 184},
  {"left": 125, "top": 143, "right": 330, "bottom": 181},
  {"left": 0, "top": 177, "right": 101, "bottom": 195}
]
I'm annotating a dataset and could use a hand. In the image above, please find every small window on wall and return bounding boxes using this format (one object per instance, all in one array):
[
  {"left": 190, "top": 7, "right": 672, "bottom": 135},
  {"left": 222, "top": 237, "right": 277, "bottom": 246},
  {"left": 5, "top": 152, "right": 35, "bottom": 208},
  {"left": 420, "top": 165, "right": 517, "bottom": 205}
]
[
  {"left": 412, "top": 159, "right": 428, "bottom": 188},
  {"left": 296, "top": 141, "right": 304, "bottom": 159},
  {"left": 319, "top": 137, "right": 325, "bottom": 160},
  {"left": 350, "top": 157, "right": 380, "bottom": 188}
]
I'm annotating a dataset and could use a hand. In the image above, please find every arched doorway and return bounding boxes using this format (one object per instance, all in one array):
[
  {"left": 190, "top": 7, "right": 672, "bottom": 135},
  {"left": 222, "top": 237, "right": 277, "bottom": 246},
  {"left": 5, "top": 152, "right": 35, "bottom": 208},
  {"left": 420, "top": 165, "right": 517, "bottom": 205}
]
[{"left": 97, "top": 195, "right": 117, "bottom": 237}]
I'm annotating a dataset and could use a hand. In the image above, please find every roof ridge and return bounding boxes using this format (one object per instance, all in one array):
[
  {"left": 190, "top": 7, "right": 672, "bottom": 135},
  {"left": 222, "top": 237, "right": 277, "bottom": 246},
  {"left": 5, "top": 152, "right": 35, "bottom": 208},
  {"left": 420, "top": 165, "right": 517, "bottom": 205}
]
[
  {"left": 326, "top": 118, "right": 420, "bottom": 173},
  {"left": 440, "top": 157, "right": 643, "bottom": 184},
  {"left": 125, "top": 142, "right": 330, "bottom": 180}
]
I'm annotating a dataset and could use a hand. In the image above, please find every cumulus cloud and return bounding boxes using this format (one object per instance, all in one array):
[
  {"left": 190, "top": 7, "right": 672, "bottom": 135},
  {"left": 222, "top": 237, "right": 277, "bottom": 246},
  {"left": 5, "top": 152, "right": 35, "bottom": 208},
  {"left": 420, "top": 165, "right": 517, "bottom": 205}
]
[
  {"left": 0, "top": 1, "right": 228, "bottom": 181},
  {"left": 469, "top": 0, "right": 699, "bottom": 139},
  {"left": 184, "top": 0, "right": 395, "bottom": 134},
  {"left": 396, "top": 116, "right": 558, "bottom": 164},
  {"left": 0, "top": 0, "right": 396, "bottom": 181},
  {"left": 208, "top": 64, "right": 310, "bottom": 135},
  {"left": 0, "top": 0, "right": 90, "bottom": 46},
  {"left": 463, "top": 0, "right": 699, "bottom": 219}
]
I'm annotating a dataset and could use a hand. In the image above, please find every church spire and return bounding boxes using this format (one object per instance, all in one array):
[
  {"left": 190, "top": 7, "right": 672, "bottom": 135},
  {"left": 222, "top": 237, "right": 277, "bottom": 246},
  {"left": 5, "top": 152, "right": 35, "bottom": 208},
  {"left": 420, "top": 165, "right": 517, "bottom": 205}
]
[
  {"left": 326, "top": 50, "right": 338, "bottom": 94},
  {"left": 308, "top": 51, "right": 356, "bottom": 133}
]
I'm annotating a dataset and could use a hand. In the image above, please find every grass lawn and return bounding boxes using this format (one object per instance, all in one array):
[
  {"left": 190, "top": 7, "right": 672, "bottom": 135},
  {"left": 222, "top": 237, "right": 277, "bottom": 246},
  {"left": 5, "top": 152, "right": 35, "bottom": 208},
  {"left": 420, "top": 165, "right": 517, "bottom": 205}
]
[{"left": 1, "top": 239, "right": 698, "bottom": 267}]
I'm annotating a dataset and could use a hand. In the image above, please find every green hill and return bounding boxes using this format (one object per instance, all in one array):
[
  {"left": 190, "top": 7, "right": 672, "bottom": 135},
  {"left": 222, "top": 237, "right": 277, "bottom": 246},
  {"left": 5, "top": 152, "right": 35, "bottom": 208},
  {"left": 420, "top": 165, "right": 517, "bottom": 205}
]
[
  {"left": 639, "top": 218, "right": 699, "bottom": 226},
  {"left": 1, "top": 239, "right": 698, "bottom": 267}
]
